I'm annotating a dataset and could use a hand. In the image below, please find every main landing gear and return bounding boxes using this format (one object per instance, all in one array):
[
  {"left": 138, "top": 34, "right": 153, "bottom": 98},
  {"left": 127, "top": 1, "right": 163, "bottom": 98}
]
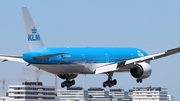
[
  {"left": 59, "top": 74, "right": 76, "bottom": 88},
  {"left": 103, "top": 72, "right": 117, "bottom": 88},
  {"left": 61, "top": 79, "right": 75, "bottom": 88}
]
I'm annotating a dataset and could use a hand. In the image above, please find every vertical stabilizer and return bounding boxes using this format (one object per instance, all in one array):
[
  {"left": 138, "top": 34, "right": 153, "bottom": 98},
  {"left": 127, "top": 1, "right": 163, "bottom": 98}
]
[{"left": 22, "top": 6, "right": 45, "bottom": 51}]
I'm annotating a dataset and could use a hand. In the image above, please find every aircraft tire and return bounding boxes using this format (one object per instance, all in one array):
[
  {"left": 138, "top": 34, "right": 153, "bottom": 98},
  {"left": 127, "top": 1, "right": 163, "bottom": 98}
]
[
  {"left": 61, "top": 82, "right": 65, "bottom": 88},
  {"left": 136, "top": 79, "right": 142, "bottom": 83},
  {"left": 108, "top": 83, "right": 112, "bottom": 87},
  {"left": 113, "top": 79, "right": 117, "bottom": 85},
  {"left": 71, "top": 80, "right": 75, "bottom": 85},
  {"left": 103, "top": 82, "right": 107, "bottom": 88}
]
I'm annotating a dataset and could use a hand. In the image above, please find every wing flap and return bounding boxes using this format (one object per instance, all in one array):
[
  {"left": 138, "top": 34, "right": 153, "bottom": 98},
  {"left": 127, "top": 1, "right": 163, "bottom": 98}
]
[{"left": 95, "top": 63, "right": 118, "bottom": 74}]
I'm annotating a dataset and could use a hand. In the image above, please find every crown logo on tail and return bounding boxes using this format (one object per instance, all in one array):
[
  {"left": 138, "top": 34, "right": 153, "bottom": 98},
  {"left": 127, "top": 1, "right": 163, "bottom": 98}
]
[{"left": 31, "top": 27, "right": 37, "bottom": 34}]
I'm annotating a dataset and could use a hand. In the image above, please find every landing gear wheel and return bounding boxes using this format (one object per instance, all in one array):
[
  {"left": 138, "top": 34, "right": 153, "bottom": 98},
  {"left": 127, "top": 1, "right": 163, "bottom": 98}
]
[
  {"left": 113, "top": 79, "right": 117, "bottom": 85},
  {"left": 140, "top": 79, "right": 142, "bottom": 83},
  {"left": 108, "top": 82, "right": 112, "bottom": 87},
  {"left": 102, "top": 72, "right": 117, "bottom": 88},
  {"left": 66, "top": 83, "right": 70, "bottom": 88},
  {"left": 61, "top": 79, "right": 76, "bottom": 88},
  {"left": 64, "top": 81, "right": 67, "bottom": 84},
  {"left": 103, "top": 82, "right": 106, "bottom": 88},
  {"left": 103, "top": 79, "right": 117, "bottom": 88},
  {"left": 61, "top": 82, "right": 65, "bottom": 88},
  {"left": 136, "top": 79, "right": 142, "bottom": 83},
  {"left": 71, "top": 80, "right": 75, "bottom": 85}
]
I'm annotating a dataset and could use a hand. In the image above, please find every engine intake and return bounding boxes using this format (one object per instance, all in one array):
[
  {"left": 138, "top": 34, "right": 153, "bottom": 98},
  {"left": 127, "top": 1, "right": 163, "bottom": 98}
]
[{"left": 130, "top": 62, "right": 152, "bottom": 79}]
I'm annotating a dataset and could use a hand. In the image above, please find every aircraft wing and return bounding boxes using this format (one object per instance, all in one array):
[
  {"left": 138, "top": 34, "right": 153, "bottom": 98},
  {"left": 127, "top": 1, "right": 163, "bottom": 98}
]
[
  {"left": 95, "top": 47, "right": 180, "bottom": 74},
  {"left": 0, "top": 54, "right": 27, "bottom": 63}
]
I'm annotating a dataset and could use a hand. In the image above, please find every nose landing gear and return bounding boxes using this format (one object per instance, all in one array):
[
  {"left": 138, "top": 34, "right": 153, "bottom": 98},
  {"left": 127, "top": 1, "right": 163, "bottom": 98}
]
[{"left": 136, "top": 79, "right": 142, "bottom": 83}]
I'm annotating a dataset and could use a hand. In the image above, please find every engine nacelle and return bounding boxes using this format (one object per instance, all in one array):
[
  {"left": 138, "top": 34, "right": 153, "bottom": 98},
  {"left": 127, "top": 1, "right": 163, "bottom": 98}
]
[
  {"left": 58, "top": 74, "right": 78, "bottom": 80},
  {"left": 130, "top": 62, "right": 152, "bottom": 79}
]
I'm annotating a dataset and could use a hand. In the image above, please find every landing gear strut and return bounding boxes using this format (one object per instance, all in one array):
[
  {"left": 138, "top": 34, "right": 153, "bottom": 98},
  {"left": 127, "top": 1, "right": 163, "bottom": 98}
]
[
  {"left": 136, "top": 79, "right": 142, "bottom": 83},
  {"left": 103, "top": 72, "right": 117, "bottom": 88}
]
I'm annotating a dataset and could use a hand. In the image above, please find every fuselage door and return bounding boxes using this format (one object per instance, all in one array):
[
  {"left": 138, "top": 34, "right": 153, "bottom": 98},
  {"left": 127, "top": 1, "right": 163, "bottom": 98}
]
[
  {"left": 131, "top": 53, "right": 134, "bottom": 59},
  {"left": 57, "top": 55, "right": 61, "bottom": 64},
  {"left": 105, "top": 53, "right": 109, "bottom": 63},
  {"left": 82, "top": 54, "right": 86, "bottom": 63}
]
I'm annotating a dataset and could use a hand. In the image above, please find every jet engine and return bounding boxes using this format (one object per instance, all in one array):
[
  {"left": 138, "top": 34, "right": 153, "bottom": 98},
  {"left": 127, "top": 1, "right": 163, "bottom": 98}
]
[
  {"left": 58, "top": 74, "right": 78, "bottom": 80},
  {"left": 130, "top": 62, "right": 152, "bottom": 79}
]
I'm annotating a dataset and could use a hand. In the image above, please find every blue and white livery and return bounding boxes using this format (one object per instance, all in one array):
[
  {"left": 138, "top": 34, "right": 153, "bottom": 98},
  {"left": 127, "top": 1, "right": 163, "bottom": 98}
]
[{"left": 0, "top": 6, "right": 180, "bottom": 88}]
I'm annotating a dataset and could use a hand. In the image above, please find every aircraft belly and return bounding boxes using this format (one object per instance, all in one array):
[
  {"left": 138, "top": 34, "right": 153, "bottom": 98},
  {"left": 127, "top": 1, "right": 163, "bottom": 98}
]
[
  {"left": 32, "top": 63, "right": 130, "bottom": 75},
  {"left": 32, "top": 63, "right": 97, "bottom": 74},
  {"left": 32, "top": 64, "right": 85, "bottom": 74}
]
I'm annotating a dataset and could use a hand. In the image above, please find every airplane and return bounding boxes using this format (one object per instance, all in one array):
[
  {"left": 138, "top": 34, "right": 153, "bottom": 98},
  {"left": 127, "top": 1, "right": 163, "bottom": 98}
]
[{"left": 0, "top": 6, "right": 180, "bottom": 88}]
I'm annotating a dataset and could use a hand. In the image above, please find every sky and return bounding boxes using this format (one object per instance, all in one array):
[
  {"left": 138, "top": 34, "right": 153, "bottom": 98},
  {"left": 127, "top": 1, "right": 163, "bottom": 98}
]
[{"left": 0, "top": 0, "right": 180, "bottom": 100}]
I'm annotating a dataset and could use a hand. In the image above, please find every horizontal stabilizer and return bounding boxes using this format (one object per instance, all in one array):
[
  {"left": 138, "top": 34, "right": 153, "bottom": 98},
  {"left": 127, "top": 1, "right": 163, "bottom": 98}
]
[
  {"left": 33, "top": 52, "right": 68, "bottom": 60},
  {"left": 0, "top": 55, "right": 27, "bottom": 63}
]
